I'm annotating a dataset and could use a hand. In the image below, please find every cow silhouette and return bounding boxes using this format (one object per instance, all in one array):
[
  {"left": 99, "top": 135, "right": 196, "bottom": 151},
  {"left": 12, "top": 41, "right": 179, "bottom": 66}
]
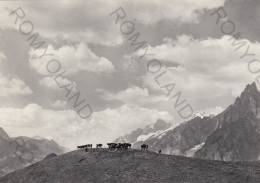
[
  {"left": 124, "top": 143, "right": 131, "bottom": 149},
  {"left": 86, "top": 144, "right": 92, "bottom": 148},
  {"left": 77, "top": 144, "right": 92, "bottom": 150},
  {"left": 107, "top": 143, "right": 131, "bottom": 150},
  {"left": 141, "top": 144, "right": 148, "bottom": 150},
  {"left": 77, "top": 144, "right": 88, "bottom": 149},
  {"left": 96, "top": 144, "right": 102, "bottom": 148},
  {"left": 107, "top": 143, "right": 117, "bottom": 149},
  {"left": 117, "top": 143, "right": 131, "bottom": 150}
]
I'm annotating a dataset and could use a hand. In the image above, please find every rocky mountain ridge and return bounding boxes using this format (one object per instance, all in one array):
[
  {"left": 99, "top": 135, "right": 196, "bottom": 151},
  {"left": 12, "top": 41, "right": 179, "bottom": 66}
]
[
  {"left": 131, "top": 116, "right": 218, "bottom": 156},
  {"left": 114, "top": 119, "right": 172, "bottom": 144},
  {"left": 0, "top": 127, "right": 66, "bottom": 177},
  {"left": 195, "top": 82, "right": 260, "bottom": 161},
  {"left": 121, "top": 82, "right": 260, "bottom": 161}
]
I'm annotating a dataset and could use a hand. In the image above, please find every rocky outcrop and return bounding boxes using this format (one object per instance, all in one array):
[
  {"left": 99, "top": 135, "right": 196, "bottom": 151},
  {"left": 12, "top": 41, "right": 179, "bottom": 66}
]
[{"left": 195, "top": 82, "right": 260, "bottom": 161}]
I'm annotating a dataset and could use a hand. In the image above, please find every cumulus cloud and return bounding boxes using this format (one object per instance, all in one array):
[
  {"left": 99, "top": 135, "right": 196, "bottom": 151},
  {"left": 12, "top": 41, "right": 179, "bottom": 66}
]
[
  {"left": 0, "top": 52, "right": 6, "bottom": 64},
  {"left": 0, "top": 103, "right": 172, "bottom": 149},
  {"left": 113, "top": 0, "right": 226, "bottom": 24},
  {"left": 88, "top": 103, "right": 173, "bottom": 140},
  {"left": 100, "top": 86, "right": 167, "bottom": 105},
  {"left": 136, "top": 35, "right": 260, "bottom": 110},
  {"left": 0, "top": 6, "right": 16, "bottom": 29},
  {"left": 0, "top": 0, "right": 226, "bottom": 46},
  {"left": 0, "top": 1, "right": 123, "bottom": 46},
  {"left": 0, "top": 75, "right": 33, "bottom": 97},
  {"left": 1, "top": 0, "right": 254, "bottom": 150},
  {"left": 29, "top": 43, "right": 115, "bottom": 75},
  {"left": 51, "top": 100, "right": 68, "bottom": 109},
  {"left": 122, "top": 55, "right": 138, "bottom": 72},
  {"left": 39, "top": 76, "right": 75, "bottom": 90}
]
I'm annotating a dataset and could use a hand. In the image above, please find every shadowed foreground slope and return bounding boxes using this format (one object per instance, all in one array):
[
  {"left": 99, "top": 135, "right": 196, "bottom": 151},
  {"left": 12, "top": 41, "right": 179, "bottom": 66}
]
[{"left": 1, "top": 149, "right": 260, "bottom": 183}]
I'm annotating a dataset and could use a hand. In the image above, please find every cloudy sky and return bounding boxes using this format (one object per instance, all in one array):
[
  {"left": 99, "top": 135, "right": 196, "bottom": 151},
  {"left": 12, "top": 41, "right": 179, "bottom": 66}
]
[{"left": 0, "top": 0, "right": 259, "bottom": 149}]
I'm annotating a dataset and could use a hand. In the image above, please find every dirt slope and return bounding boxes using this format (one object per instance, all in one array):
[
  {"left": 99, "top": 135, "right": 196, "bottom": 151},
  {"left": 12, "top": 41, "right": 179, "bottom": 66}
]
[{"left": 1, "top": 148, "right": 260, "bottom": 183}]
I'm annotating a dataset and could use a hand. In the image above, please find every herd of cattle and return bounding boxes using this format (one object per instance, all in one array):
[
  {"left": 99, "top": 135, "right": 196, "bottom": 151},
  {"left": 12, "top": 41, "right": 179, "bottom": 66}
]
[
  {"left": 77, "top": 143, "right": 157, "bottom": 152},
  {"left": 107, "top": 143, "right": 132, "bottom": 150}
]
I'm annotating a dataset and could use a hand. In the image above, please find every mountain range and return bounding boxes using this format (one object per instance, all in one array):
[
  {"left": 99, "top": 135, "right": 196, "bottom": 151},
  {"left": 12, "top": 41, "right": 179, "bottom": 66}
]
[
  {"left": 1, "top": 82, "right": 260, "bottom": 182},
  {"left": 117, "top": 82, "right": 260, "bottom": 161},
  {"left": 114, "top": 119, "right": 172, "bottom": 144},
  {"left": 0, "top": 127, "right": 66, "bottom": 177}
]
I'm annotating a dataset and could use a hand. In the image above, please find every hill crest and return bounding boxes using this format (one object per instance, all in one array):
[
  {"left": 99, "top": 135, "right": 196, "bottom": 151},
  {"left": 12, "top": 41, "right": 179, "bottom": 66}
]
[{"left": 1, "top": 148, "right": 260, "bottom": 183}]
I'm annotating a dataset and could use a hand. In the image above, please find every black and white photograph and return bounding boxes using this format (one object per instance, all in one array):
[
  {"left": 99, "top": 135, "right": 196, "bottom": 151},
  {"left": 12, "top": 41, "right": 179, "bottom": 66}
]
[{"left": 0, "top": 0, "right": 260, "bottom": 182}]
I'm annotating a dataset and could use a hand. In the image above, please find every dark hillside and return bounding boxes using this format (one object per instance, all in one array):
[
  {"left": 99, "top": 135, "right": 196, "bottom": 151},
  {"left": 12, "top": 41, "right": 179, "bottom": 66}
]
[{"left": 1, "top": 148, "right": 260, "bottom": 183}]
